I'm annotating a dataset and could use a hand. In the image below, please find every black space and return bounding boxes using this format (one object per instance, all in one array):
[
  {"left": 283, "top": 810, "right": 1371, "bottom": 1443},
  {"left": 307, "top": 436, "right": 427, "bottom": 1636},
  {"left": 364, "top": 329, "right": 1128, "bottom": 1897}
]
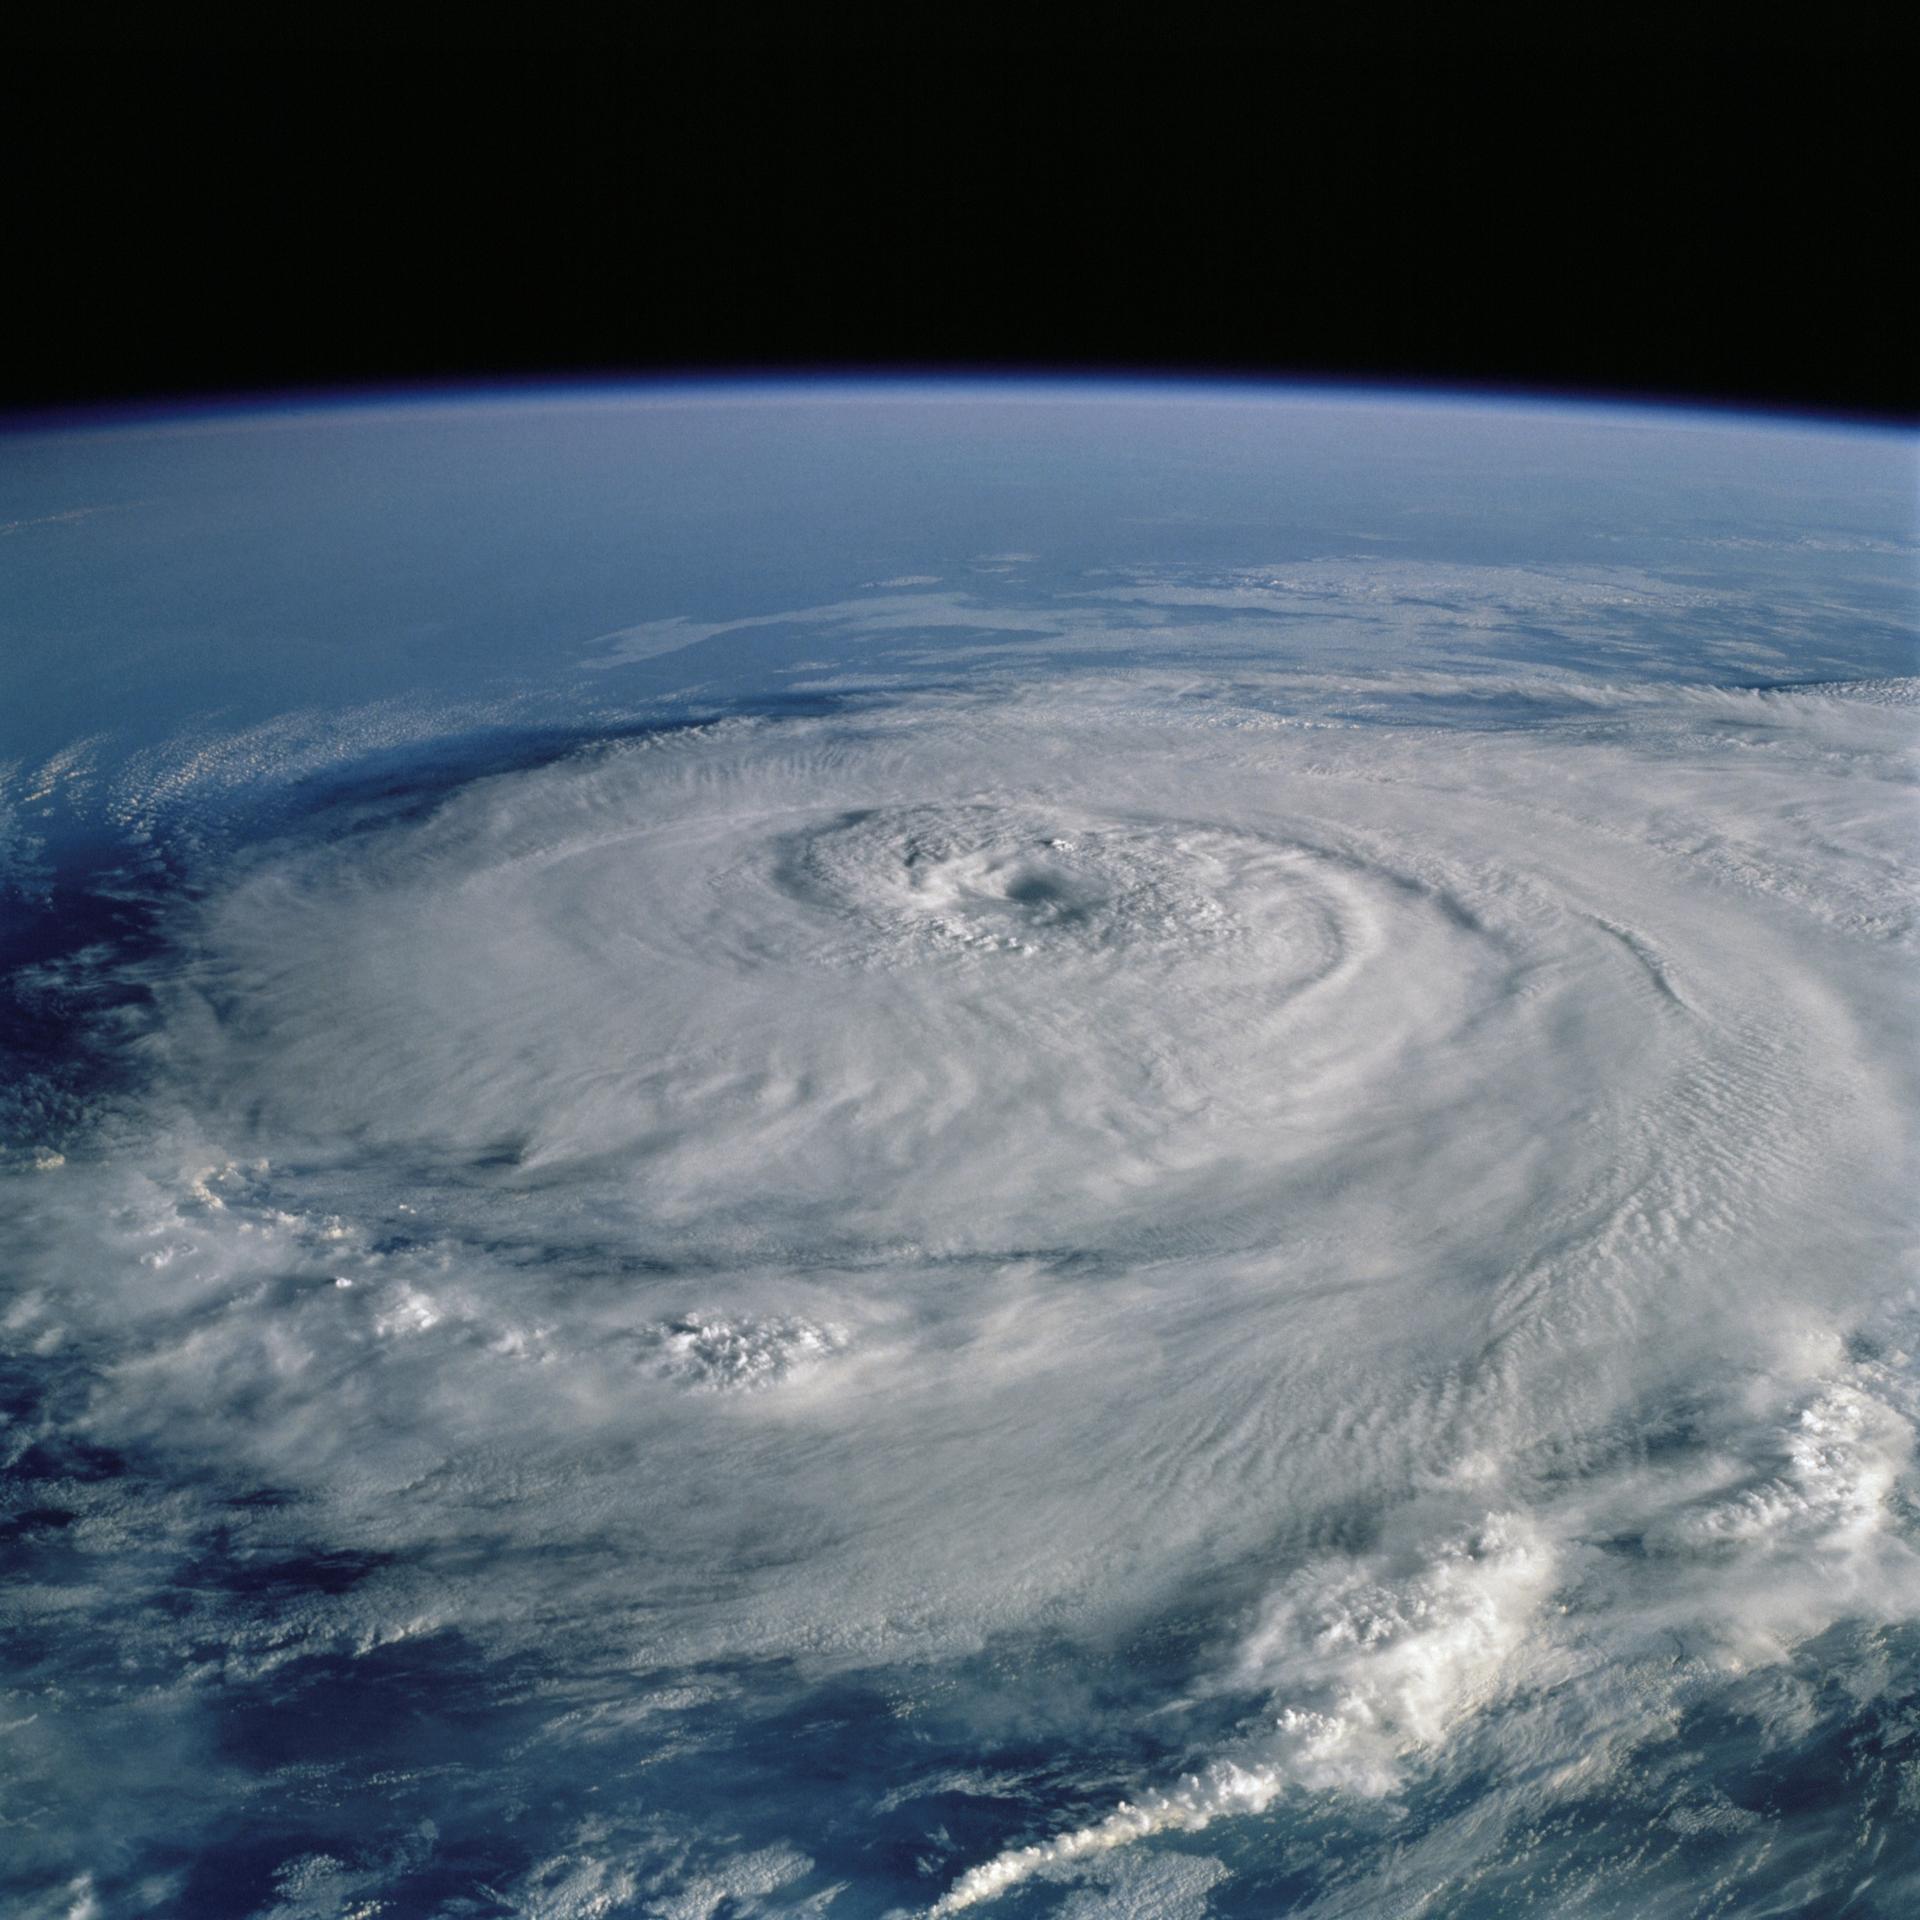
[{"left": 3, "top": 49, "right": 1911, "bottom": 423}]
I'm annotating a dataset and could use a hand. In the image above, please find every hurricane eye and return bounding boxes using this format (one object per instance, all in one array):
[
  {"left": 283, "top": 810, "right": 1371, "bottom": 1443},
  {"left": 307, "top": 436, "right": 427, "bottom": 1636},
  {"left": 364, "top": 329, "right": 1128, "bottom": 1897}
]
[{"left": 1001, "top": 868, "right": 1071, "bottom": 908}]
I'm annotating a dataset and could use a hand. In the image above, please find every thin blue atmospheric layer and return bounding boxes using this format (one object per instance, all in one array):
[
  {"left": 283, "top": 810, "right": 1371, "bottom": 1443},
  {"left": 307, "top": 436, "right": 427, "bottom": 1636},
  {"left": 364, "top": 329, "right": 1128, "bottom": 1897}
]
[
  {"left": 1, "top": 388, "right": 1917, "bottom": 1920},
  {"left": 2, "top": 383, "right": 1913, "bottom": 776}
]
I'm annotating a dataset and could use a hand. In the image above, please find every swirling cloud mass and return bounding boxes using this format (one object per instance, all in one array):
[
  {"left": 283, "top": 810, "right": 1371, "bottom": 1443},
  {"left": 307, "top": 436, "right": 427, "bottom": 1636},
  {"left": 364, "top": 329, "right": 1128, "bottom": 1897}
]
[{"left": 2, "top": 394, "right": 1917, "bottom": 1919}]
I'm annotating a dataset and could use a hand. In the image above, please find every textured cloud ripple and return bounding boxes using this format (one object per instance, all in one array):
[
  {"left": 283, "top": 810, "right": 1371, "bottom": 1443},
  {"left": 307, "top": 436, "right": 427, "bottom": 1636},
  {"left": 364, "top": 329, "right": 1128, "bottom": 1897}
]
[{"left": 3, "top": 394, "right": 1918, "bottom": 1919}]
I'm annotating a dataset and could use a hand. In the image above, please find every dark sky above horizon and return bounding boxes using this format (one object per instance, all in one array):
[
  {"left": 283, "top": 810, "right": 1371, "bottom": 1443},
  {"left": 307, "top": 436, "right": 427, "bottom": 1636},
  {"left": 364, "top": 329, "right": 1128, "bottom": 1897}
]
[{"left": 3, "top": 48, "right": 1910, "bottom": 424}]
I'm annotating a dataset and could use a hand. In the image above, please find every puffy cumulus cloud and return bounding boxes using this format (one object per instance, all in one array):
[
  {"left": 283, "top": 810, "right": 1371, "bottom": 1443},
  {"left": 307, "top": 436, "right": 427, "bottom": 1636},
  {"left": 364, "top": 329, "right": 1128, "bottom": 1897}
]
[
  {"left": 5, "top": 657, "right": 1918, "bottom": 1916},
  {"left": 932, "top": 1515, "right": 1558, "bottom": 1912}
]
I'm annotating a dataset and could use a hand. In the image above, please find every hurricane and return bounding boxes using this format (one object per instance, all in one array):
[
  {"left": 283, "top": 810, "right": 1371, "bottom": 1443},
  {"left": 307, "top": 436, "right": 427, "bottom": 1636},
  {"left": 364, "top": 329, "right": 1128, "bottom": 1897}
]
[{"left": 3, "top": 386, "right": 1916, "bottom": 1919}]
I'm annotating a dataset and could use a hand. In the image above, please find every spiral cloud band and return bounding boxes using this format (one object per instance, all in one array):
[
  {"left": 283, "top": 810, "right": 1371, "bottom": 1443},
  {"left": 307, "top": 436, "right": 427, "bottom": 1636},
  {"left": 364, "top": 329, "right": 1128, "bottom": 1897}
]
[{"left": 2, "top": 395, "right": 1916, "bottom": 1918}]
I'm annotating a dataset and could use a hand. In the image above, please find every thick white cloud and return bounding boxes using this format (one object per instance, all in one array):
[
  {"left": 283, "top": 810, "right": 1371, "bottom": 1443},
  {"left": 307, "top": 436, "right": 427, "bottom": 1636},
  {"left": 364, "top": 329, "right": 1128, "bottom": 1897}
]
[{"left": 11, "top": 652, "right": 1913, "bottom": 1912}]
